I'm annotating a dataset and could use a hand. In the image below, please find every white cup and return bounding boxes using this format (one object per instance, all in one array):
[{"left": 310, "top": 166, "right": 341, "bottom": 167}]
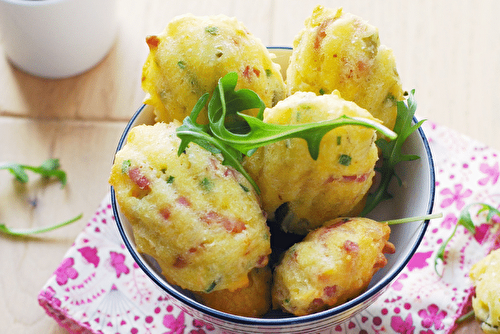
[{"left": 0, "top": 0, "right": 117, "bottom": 79}]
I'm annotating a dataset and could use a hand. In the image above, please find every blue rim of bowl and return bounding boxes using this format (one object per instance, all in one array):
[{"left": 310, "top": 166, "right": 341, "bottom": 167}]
[{"left": 112, "top": 93, "right": 435, "bottom": 328}]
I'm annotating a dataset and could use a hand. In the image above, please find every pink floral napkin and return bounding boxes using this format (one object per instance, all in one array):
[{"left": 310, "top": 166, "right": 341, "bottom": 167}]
[{"left": 38, "top": 121, "right": 500, "bottom": 334}]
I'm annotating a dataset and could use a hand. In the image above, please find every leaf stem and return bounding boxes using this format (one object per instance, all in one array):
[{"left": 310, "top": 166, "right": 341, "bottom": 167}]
[
  {"left": 386, "top": 213, "right": 443, "bottom": 225},
  {"left": 0, "top": 213, "right": 83, "bottom": 237}
]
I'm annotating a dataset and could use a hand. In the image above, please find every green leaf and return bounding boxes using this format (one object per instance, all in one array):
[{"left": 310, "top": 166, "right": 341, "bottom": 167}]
[
  {"left": 0, "top": 213, "right": 83, "bottom": 237},
  {"left": 0, "top": 158, "right": 67, "bottom": 187},
  {"left": 177, "top": 72, "right": 397, "bottom": 194},
  {"left": 361, "top": 90, "right": 423, "bottom": 216},
  {"left": 434, "top": 202, "right": 500, "bottom": 276}
]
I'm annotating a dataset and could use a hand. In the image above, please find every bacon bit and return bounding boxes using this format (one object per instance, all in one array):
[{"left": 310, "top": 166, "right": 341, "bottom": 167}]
[
  {"left": 382, "top": 241, "right": 396, "bottom": 254},
  {"left": 223, "top": 167, "right": 235, "bottom": 178},
  {"left": 128, "top": 167, "right": 150, "bottom": 190},
  {"left": 173, "top": 255, "right": 187, "bottom": 268},
  {"left": 311, "top": 298, "right": 324, "bottom": 307},
  {"left": 208, "top": 157, "right": 220, "bottom": 171},
  {"left": 324, "top": 285, "right": 337, "bottom": 298},
  {"left": 160, "top": 208, "right": 171, "bottom": 220},
  {"left": 343, "top": 240, "right": 359, "bottom": 253},
  {"left": 314, "top": 18, "right": 333, "bottom": 49},
  {"left": 255, "top": 255, "right": 268, "bottom": 268},
  {"left": 357, "top": 60, "right": 368, "bottom": 73},
  {"left": 202, "top": 211, "right": 246, "bottom": 233},
  {"left": 146, "top": 35, "right": 160, "bottom": 49},
  {"left": 343, "top": 174, "right": 369, "bottom": 182},
  {"left": 243, "top": 66, "right": 251, "bottom": 79},
  {"left": 323, "top": 173, "right": 370, "bottom": 185},
  {"left": 373, "top": 253, "right": 388, "bottom": 269},
  {"left": 177, "top": 196, "right": 191, "bottom": 207},
  {"left": 242, "top": 66, "right": 260, "bottom": 80},
  {"left": 189, "top": 247, "right": 198, "bottom": 253}
]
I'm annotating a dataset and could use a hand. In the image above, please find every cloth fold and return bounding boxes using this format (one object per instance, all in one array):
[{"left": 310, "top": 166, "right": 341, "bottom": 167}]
[{"left": 38, "top": 121, "right": 500, "bottom": 334}]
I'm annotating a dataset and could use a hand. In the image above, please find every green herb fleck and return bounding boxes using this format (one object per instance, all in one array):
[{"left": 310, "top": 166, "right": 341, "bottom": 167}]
[
  {"left": 319, "top": 88, "right": 326, "bottom": 95},
  {"left": 205, "top": 281, "right": 217, "bottom": 293},
  {"left": 265, "top": 69, "right": 273, "bottom": 77},
  {"left": 200, "top": 177, "right": 214, "bottom": 192},
  {"left": 177, "top": 61, "right": 186, "bottom": 69},
  {"left": 239, "top": 183, "right": 249, "bottom": 192},
  {"left": 205, "top": 26, "right": 218, "bottom": 35},
  {"left": 166, "top": 176, "right": 175, "bottom": 184},
  {"left": 336, "top": 136, "right": 342, "bottom": 145},
  {"left": 338, "top": 154, "right": 351, "bottom": 166},
  {"left": 121, "top": 160, "right": 131, "bottom": 174}
]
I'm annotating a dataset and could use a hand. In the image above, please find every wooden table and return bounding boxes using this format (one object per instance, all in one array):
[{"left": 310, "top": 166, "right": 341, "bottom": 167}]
[{"left": 1, "top": 0, "right": 495, "bottom": 332}]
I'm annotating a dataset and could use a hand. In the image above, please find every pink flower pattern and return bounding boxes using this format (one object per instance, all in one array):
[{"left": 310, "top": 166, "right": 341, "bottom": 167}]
[
  {"left": 37, "top": 122, "right": 500, "bottom": 333},
  {"left": 479, "top": 161, "right": 499, "bottom": 185},
  {"left": 110, "top": 251, "right": 129, "bottom": 278},
  {"left": 440, "top": 184, "right": 472, "bottom": 209},
  {"left": 391, "top": 313, "right": 415, "bottom": 333},
  {"left": 163, "top": 311, "right": 186, "bottom": 334},
  {"left": 54, "top": 257, "right": 78, "bottom": 286},
  {"left": 418, "top": 304, "right": 447, "bottom": 330}
]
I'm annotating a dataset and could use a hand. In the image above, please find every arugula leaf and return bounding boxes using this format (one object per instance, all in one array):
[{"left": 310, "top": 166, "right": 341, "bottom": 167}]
[
  {"left": 0, "top": 158, "right": 67, "bottom": 187},
  {"left": 0, "top": 158, "right": 80, "bottom": 237},
  {"left": 177, "top": 72, "right": 397, "bottom": 193},
  {"left": 434, "top": 202, "right": 500, "bottom": 276},
  {"left": 0, "top": 213, "right": 83, "bottom": 237},
  {"left": 361, "top": 90, "right": 424, "bottom": 216}
]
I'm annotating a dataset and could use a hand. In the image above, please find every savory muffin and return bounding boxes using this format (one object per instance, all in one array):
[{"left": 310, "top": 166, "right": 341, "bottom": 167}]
[
  {"left": 286, "top": 5, "right": 404, "bottom": 130},
  {"left": 193, "top": 266, "right": 273, "bottom": 317},
  {"left": 242, "top": 91, "right": 379, "bottom": 235},
  {"left": 469, "top": 248, "right": 500, "bottom": 334},
  {"left": 109, "top": 122, "right": 271, "bottom": 292},
  {"left": 272, "top": 217, "right": 395, "bottom": 316},
  {"left": 141, "top": 13, "right": 286, "bottom": 124}
]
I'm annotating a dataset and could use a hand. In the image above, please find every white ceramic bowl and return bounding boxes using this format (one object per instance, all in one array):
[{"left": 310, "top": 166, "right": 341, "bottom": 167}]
[{"left": 111, "top": 47, "right": 435, "bottom": 334}]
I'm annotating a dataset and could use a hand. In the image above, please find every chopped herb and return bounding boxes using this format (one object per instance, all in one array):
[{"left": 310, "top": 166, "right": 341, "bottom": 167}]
[
  {"left": 177, "top": 61, "right": 186, "bottom": 69},
  {"left": 121, "top": 160, "right": 131, "bottom": 174},
  {"left": 200, "top": 177, "right": 214, "bottom": 191},
  {"left": 338, "top": 154, "right": 351, "bottom": 166},
  {"left": 205, "top": 280, "right": 217, "bottom": 293},
  {"left": 205, "top": 26, "right": 218, "bottom": 35},
  {"left": 319, "top": 88, "right": 326, "bottom": 95},
  {"left": 239, "top": 183, "right": 249, "bottom": 192},
  {"left": 166, "top": 176, "right": 175, "bottom": 184},
  {"left": 385, "top": 93, "right": 397, "bottom": 104},
  {"left": 336, "top": 136, "right": 342, "bottom": 145},
  {"left": 265, "top": 69, "right": 273, "bottom": 77},
  {"left": 176, "top": 72, "right": 397, "bottom": 193}
]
